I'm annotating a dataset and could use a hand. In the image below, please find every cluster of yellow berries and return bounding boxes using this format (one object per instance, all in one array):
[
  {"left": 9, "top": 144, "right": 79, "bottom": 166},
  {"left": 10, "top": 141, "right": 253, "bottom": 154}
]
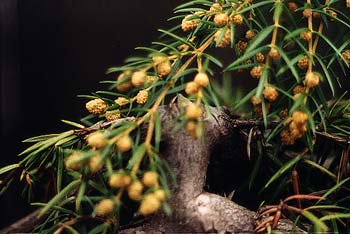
[
  {"left": 152, "top": 56, "right": 172, "bottom": 77},
  {"left": 281, "top": 111, "right": 308, "bottom": 145},
  {"left": 342, "top": 50, "right": 350, "bottom": 63},
  {"left": 297, "top": 55, "right": 309, "bottom": 70},
  {"left": 65, "top": 133, "right": 133, "bottom": 172},
  {"left": 214, "top": 29, "right": 231, "bottom": 48},
  {"left": 65, "top": 152, "right": 102, "bottom": 173},
  {"left": 107, "top": 170, "right": 167, "bottom": 216},
  {"left": 181, "top": 14, "right": 200, "bottom": 32},
  {"left": 304, "top": 71, "right": 320, "bottom": 88},
  {"left": 86, "top": 98, "right": 108, "bottom": 115},
  {"left": 185, "top": 72, "right": 209, "bottom": 95},
  {"left": 250, "top": 65, "right": 264, "bottom": 79}
]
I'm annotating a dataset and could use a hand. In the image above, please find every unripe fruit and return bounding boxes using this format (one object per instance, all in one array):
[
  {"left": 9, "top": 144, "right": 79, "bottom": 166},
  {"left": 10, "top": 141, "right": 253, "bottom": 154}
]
[
  {"left": 86, "top": 131, "right": 106, "bottom": 149},
  {"left": 116, "top": 72, "right": 132, "bottom": 92},
  {"left": 88, "top": 155, "right": 102, "bottom": 173},
  {"left": 185, "top": 81, "right": 199, "bottom": 95},
  {"left": 142, "top": 171, "right": 159, "bottom": 187},
  {"left": 152, "top": 56, "right": 167, "bottom": 64},
  {"left": 304, "top": 72, "right": 320, "bottom": 88},
  {"left": 86, "top": 99, "right": 108, "bottom": 115},
  {"left": 138, "top": 194, "right": 161, "bottom": 216},
  {"left": 154, "top": 189, "right": 167, "bottom": 202},
  {"left": 131, "top": 71, "right": 146, "bottom": 87},
  {"left": 193, "top": 72, "right": 209, "bottom": 87},
  {"left": 214, "top": 13, "right": 229, "bottom": 27},
  {"left": 95, "top": 199, "right": 115, "bottom": 216},
  {"left": 116, "top": 135, "right": 132, "bottom": 153},
  {"left": 65, "top": 152, "right": 83, "bottom": 171},
  {"left": 185, "top": 104, "right": 202, "bottom": 120},
  {"left": 157, "top": 61, "right": 171, "bottom": 77},
  {"left": 136, "top": 90, "right": 148, "bottom": 105},
  {"left": 128, "top": 181, "right": 144, "bottom": 201}
]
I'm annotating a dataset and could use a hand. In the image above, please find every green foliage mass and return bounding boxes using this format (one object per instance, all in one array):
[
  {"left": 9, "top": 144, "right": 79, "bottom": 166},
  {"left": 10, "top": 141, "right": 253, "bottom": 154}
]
[{"left": 1, "top": 0, "right": 350, "bottom": 233}]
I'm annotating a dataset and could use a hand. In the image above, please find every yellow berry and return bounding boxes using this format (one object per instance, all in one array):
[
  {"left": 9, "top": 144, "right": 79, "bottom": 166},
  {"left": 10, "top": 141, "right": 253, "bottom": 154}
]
[
  {"left": 232, "top": 14, "right": 243, "bottom": 25},
  {"left": 250, "top": 65, "right": 263, "bottom": 79},
  {"left": 181, "top": 15, "right": 199, "bottom": 32},
  {"left": 127, "top": 181, "right": 144, "bottom": 201},
  {"left": 280, "top": 129, "right": 295, "bottom": 145},
  {"left": 214, "top": 29, "right": 231, "bottom": 48},
  {"left": 268, "top": 47, "right": 280, "bottom": 60},
  {"left": 154, "top": 189, "right": 167, "bottom": 202},
  {"left": 86, "top": 131, "right": 106, "bottom": 149},
  {"left": 250, "top": 96, "right": 262, "bottom": 106},
  {"left": 95, "top": 199, "right": 115, "bottom": 216},
  {"left": 142, "top": 171, "right": 159, "bottom": 187},
  {"left": 194, "top": 72, "right": 209, "bottom": 87},
  {"left": 88, "top": 155, "right": 102, "bottom": 173},
  {"left": 287, "top": 2, "right": 298, "bottom": 13},
  {"left": 303, "top": 8, "right": 312, "bottom": 18},
  {"left": 297, "top": 55, "right": 309, "bottom": 70},
  {"left": 109, "top": 173, "right": 131, "bottom": 188},
  {"left": 186, "top": 121, "right": 197, "bottom": 138},
  {"left": 263, "top": 86, "right": 279, "bottom": 102},
  {"left": 152, "top": 55, "right": 167, "bottom": 64},
  {"left": 185, "top": 104, "right": 202, "bottom": 120},
  {"left": 138, "top": 194, "right": 161, "bottom": 216},
  {"left": 292, "top": 111, "right": 308, "bottom": 126},
  {"left": 114, "top": 97, "right": 129, "bottom": 107},
  {"left": 236, "top": 40, "right": 248, "bottom": 53},
  {"left": 157, "top": 61, "right": 172, "bottom": 77},
  {"left": 116, "top": 71, "right": 132, "bottom": 92},
  {"left": 185, "top": 81, "right": 199, "bottom": 95},
  {"left": 256, "top": 52, "right": 265, "bottom": 63},
  {"left": 214, "top": 13, "right": 229, "bottom": 27},
  {"left": 209, "top": 3, "right": 222, "bottom": 13},
  {"left": 86, "top": 99, "right": 108, "bottom": 115},
  {"left": 245, "top": 30, "right": 256, "bottom": 40},
  {"left": 304, "top": 71, "right": 320, "bottom": 88},
  {"left": 300, "top": 31, "right": 312, "bottom": 42},
  {"left": 116, "top": 135, "right": 132, "bottom": 153},
  {"left": 65, "top": 152, "right": 83, "bottom": 171},
  {"left": 131, "top": 71, "right": 146, "bottom": 87},
  {"left": 342, "top": 50, "right": 350, "bottom": 62},
  {"left": 293, "top": 85, "right": 305, "bottom": 94},
  {"left": 105, "top": 110, "right": 121, "bottom": 122},
  {"left": 136, "top": 90, "right": 148, "bottom": 105}
]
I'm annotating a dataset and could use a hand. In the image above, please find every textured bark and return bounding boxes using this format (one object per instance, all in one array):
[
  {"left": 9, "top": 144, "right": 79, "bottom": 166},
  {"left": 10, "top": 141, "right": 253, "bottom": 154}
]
[{"left": 121, "top": 103, "right": 305, "bottom": 233}]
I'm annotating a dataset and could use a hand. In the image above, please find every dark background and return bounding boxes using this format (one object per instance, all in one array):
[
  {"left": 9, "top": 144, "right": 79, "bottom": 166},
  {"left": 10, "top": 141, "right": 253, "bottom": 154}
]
[{"left": 0, "top": 0, "right": 185, "bottom": 228}]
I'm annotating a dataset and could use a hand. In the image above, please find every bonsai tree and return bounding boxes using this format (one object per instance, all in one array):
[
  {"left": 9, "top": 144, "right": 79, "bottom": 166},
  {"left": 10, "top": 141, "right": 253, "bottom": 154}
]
[{"left": 1, "top": 0, "right": 350, "bottom": 233}]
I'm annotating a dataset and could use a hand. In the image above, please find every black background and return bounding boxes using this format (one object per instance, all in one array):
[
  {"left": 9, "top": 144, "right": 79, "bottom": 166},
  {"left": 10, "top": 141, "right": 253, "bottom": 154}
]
[{"left": 1, "top": 0, "right": 185, "bottom": 228}]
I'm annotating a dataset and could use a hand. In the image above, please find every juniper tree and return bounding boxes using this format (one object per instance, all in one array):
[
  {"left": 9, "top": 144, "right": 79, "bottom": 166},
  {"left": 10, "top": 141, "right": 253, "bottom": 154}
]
[{"left": 1, "top": 0, "right": 350, "bottom": 233}]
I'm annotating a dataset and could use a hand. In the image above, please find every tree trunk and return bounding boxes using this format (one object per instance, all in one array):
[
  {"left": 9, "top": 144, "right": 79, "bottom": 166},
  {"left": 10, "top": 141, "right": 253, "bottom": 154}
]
[{"left": 121, "top": 103, "right": 305, "bottom": 233}]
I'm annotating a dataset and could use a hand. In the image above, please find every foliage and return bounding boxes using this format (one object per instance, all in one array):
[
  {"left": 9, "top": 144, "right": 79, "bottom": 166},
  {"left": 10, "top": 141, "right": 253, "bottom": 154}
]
[{"left": 1, "top": 0, "right": 350, "bottom": 233}]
